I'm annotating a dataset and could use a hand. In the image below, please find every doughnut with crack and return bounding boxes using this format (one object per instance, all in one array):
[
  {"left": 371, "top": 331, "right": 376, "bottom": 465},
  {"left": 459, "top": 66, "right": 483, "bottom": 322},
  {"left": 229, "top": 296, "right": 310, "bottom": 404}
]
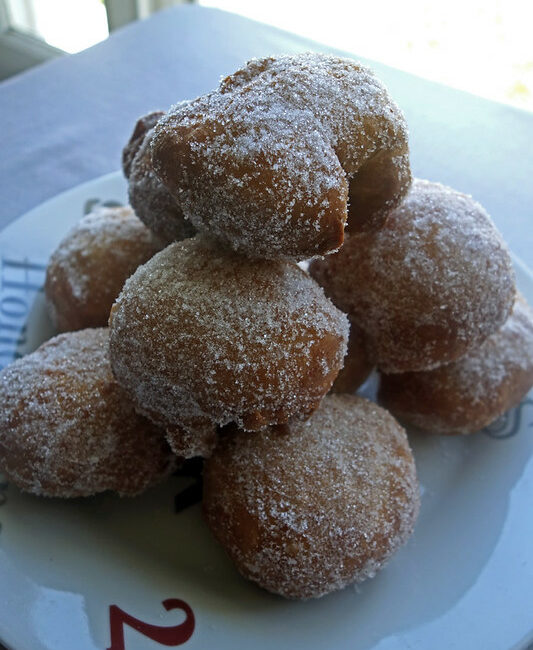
[{"left": 151, "top": 53, "right": 411, "bottom": 260}]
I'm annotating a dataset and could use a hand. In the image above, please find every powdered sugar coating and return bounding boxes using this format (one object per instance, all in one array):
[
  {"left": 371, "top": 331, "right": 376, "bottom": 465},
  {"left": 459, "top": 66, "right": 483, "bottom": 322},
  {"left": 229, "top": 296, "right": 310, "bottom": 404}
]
[
  {"left": 128, "top": 124, "right": 197, "bottom": 245},
  {"left": 310, "top": 179, "right": 516, "bottom": 372},
  {"left": 379, "top": 295, "right": 533, "bottom": 434},
  {"left": 45, "top": 205, "right": 163, "bottom": 332},
  {"left": 203, "top": 394, "right": 420, "bottom": 599},
  {"left": 152, "top": 53, "right": 411, "bottom": 261},
  {"left": 109, "top": 236, "right": 349, "bottom": 458},
  {"left": 0, "top": 328, "right": 176, "bottom": 497}
]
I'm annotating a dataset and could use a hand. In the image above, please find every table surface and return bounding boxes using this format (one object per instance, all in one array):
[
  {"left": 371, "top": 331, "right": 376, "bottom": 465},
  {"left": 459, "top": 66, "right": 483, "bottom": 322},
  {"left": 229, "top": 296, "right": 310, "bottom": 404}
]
[{"left": 0, "top": 4, "right": 531, "bottom": 269}]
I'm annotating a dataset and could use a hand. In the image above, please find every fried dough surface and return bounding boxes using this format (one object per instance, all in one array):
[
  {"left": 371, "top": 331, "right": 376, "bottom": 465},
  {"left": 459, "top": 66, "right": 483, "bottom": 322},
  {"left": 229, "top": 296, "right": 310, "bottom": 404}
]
[
  {"left": 203, "top": 394, "right": 420, "bottom": 599},
  {"left": 126, "top": 116, "right": 196, "bottom": 245}
]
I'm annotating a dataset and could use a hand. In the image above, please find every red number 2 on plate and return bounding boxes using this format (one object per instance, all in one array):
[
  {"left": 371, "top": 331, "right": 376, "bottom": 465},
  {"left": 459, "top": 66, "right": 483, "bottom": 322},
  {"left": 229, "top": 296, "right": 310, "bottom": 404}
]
[{"left": 107, "top": 598, "right": 195, "bottom": 649}]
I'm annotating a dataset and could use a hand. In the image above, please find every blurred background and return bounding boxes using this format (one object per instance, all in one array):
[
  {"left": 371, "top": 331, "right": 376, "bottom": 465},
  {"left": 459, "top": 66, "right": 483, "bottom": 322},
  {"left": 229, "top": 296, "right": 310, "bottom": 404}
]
[{"left": 1, "top": 0, "right": 531, "bottom": 112}]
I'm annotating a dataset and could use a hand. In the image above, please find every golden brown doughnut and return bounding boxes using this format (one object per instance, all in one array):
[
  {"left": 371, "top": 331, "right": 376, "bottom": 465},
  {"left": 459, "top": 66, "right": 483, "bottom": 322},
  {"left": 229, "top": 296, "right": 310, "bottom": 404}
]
[
  {"left": 109, "top": 235, "right": 349, "bottom": 458},
  {"left": 378, "top": 295, "right": 533, "bottom": 435},
  {"left": 122, "top": 110, "right": 164, "bottom": 178},
  {"left": 45, "top": 205, "right": 163, "bottom": 332},
  {"left": 151, "top": 53, "right": 411, "bottom": 260},
  {"left": 203, "top": 394, "right": 420, "bottom": 599},
  {"left": 127, "top": 121, "right": 197, "bottom": 245},
  {"left": 330, "top": 319, "right": 374, "bottom": 394},
  {"left": 0, "top": 328, "right": 175, "bottom": 497},
  {"left": 310, "top": 179, "right": 516, "bottom": 373}
]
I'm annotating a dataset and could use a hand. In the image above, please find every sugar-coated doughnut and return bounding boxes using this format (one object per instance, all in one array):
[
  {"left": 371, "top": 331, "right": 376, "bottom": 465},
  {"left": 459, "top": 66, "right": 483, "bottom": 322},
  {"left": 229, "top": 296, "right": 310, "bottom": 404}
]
[
  {"left": 122, "top": 110, "right": 164, "bottom": 178},
  {"left": 330, "top": 319, "right": 374, "bottom": 393},
  {"left": 0, "top": 329, "right": 175, "bottom": 497},
  {"left": 109, "top": 236, "right": 349, "bottom": 458},
  {"left": 203, "top": 394, "right": 420, "bottom": 599},
  {"left": 123, "top": 112, "right": 196, "bottom": 245},
  {"left": 45, "top": 205, "right": 162, "bottom": 332},
  {"left": 151, "top": 53, "right": 411, "bottom": 260},
  {"left": 128, "top": 124, "right": 197, "bottom": 245},
  {"left": 310, "top": 179, "right": 515, "bottom": 373},
  {"left": 378, "top": 295, "right": 533, "bottom": 434}
]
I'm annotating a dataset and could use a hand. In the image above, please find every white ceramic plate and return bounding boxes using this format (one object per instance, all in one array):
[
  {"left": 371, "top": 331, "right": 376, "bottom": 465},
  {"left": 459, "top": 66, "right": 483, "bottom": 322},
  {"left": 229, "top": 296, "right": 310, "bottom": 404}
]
[{"left": 0, "top": 172, "right": 532, "bottom": 650}]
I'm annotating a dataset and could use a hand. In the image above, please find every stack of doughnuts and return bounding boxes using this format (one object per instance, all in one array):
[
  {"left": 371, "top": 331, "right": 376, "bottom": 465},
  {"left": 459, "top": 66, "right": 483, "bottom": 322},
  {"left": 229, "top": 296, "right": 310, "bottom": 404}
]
[
  {"left": 2, "top": 52, "right": 532, "bottom": 601},
  {"left": 309, "top": 179, "right": 516, "bottom": 373},
  {"left": 309, "top": 178, "right": 533, "bottom": 435}
]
